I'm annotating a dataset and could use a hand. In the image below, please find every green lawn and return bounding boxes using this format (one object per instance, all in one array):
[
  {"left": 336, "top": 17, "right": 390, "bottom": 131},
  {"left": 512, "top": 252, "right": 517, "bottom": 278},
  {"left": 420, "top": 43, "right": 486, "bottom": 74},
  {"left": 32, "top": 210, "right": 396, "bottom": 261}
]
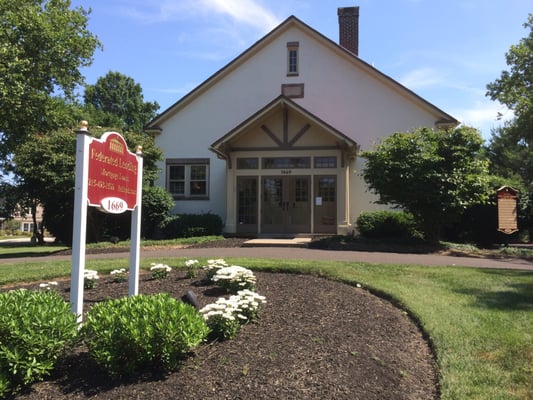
[
  {"left": 0, "top": 256, "right": 531, "bottom": 399},
  {"left": 0, "top": 242, "right": 68, "bottom": 258},
  {"left": 0, "top": 236, "right": 225, "bottom": 259}
]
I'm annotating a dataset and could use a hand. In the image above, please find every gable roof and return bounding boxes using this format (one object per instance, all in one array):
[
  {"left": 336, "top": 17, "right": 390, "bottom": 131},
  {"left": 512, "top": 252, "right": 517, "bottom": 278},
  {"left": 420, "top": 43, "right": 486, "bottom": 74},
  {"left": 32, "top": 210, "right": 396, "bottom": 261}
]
[
  {"left": 145, "top": 15, "right": 458, "bottom": 132},
  {"left": 210, "top": 94, "right": 359, "bottom": 158}
]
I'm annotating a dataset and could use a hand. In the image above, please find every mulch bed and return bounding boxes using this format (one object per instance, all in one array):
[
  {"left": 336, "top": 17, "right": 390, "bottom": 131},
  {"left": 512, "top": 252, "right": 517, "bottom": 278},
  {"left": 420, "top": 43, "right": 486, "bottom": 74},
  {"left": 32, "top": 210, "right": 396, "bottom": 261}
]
[{"left": 6, "top": 267, "right": 439, "bottom": 400}]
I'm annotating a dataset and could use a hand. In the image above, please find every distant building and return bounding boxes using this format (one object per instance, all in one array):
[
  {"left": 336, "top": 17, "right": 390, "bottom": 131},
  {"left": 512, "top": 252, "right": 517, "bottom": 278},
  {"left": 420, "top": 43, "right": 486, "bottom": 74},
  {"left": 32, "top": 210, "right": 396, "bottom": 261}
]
[
  {"left": 0, "top": 204, "right": 43, "bottom": 235},
  {"left": 145, "top": 7, "right": 458, "bottom": 235}
]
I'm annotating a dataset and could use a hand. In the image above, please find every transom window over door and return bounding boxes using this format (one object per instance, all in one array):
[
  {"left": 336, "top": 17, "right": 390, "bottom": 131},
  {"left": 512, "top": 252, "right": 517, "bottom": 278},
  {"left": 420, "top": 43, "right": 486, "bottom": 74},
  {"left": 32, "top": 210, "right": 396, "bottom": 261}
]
[
  {"left": 166, "top": 158, "right": 209, "bottom": 199},
  {"left": 262, "top": 157, "right": 310, "bottom": 169}
]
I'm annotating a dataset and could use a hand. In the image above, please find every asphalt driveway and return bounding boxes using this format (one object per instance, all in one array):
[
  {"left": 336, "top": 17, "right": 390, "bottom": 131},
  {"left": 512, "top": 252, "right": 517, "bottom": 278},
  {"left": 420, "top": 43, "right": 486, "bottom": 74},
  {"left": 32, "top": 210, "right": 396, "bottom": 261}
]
[{"left": 1, "top": 244, "right": 531, "bottom": 271}]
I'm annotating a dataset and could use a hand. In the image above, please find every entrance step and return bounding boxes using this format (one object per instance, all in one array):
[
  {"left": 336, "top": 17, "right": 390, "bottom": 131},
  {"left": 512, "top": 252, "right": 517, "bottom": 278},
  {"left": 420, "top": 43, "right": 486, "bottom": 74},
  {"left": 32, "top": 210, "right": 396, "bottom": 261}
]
[{"left": 242, "top": 237, "right": 312, "bottom": 248}]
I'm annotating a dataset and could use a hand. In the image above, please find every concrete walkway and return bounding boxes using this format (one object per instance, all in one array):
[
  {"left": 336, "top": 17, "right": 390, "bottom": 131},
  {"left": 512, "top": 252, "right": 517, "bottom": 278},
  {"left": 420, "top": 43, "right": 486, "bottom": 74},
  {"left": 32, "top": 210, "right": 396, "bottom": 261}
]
[{"left": 1, "top": 242, "right": 532, "bottom": 271}]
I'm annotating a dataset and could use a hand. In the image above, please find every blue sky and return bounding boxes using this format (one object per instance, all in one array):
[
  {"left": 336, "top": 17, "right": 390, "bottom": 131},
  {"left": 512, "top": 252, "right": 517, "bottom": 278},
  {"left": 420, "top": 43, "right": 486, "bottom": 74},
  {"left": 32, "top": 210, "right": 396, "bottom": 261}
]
[{"left": 72, "top": 0, "right": 532, "bottom": 140}]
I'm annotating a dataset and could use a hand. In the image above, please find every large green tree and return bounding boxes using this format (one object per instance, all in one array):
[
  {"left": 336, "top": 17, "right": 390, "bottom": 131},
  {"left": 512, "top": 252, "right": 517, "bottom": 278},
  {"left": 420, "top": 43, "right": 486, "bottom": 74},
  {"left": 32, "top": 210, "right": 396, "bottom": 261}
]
[
  {"left": 84, "top": 71, "right": 160, "bottom": 133},
  {"left": 0, "top": 0, "right": 101, "bottom": 163},
  {"left": 362, "top": 126, "right": 491, "bottom": 242},
  {"left": 486, "top": 14, "right": 533, "bottom": 237}
]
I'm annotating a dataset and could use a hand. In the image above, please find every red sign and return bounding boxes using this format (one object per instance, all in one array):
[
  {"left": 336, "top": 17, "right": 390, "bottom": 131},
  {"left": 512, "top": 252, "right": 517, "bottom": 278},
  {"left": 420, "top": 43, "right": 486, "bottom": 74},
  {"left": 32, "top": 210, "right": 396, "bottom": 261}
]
[{"left": 87, "top": 132, "right": 139, "bottom": 212}]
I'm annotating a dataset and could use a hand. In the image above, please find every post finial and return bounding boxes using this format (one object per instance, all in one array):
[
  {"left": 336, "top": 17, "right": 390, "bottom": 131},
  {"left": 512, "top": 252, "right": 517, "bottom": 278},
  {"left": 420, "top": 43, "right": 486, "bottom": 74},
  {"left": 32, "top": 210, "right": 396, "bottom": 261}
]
[{"left": 77, "top": 120, "right": 90, "bottom": 135}]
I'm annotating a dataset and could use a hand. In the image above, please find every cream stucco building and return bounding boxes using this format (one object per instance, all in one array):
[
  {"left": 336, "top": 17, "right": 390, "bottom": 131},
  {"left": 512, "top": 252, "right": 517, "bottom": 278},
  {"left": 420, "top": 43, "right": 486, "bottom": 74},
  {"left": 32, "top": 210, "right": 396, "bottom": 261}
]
[{"left": 145, "top": 7, "right": 457, "bottom": 236}]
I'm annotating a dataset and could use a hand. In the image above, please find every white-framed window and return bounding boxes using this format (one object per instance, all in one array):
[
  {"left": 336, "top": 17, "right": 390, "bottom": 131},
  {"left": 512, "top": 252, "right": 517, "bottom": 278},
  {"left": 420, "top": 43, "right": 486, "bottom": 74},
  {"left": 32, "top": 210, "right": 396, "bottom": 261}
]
[
  {"left": 166, "top": 158, "right": 209, "bottom": 199},
  {"left": 22, "top": 222, "right": 33, "bottom": 232},
  {"left": 287, "top": 41, "right": 299, "bottom": 76}
]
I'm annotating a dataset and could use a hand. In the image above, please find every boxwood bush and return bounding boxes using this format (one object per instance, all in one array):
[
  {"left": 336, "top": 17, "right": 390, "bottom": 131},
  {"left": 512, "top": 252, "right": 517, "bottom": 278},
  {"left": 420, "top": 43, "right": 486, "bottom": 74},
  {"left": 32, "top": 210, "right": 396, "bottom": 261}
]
[
  {"left": 356, "top": 210, "right": 419, "bottom": 239},
  {"left": 81, "top": 293, "right": 209, "bottom": 378},
  {"left": 162, "top": 212, "right": 223, "bottom": 238},
  {"left": 0, "top": 289, "right": 78, "bottom": 395}
]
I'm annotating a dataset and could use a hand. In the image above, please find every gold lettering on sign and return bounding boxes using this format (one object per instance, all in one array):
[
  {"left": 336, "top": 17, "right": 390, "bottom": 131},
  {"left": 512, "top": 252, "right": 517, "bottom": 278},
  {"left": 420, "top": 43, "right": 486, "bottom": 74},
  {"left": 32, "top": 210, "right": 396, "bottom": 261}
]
[
  {"left": 497, "top": 187, "right": 518, "bottom": 234},
  {"left": 109, "top": 138, "right": 125, "bottom": 155}
]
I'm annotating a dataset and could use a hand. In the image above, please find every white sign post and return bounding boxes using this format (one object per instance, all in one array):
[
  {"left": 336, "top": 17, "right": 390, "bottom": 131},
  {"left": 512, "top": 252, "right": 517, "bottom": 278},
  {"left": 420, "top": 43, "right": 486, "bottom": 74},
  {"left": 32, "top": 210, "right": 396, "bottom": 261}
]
[
  {"left": 129, "top": 146, "right": 143, "bottom": 296},
  {"left": 70, "top": 122, "right": 142, "bottom": 322},
  {"left": 70, "top": 123, "right": 91, "bottom": 323}
]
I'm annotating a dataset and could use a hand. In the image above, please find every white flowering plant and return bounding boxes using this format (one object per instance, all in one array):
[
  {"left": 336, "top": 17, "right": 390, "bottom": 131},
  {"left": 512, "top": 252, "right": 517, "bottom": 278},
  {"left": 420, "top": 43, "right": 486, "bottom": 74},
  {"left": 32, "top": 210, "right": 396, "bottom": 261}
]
[
  {"left": 150, "top": 263, "right": 171, "bottom": 280},
  {"left": 212, "top": 265, "right": 256, "bottom": 293},
  {"left": 110, "top": 268, "right": 127, "bottom": 283},
  {"left": 184, "top": 259, "right": 199, "bottom": 278},
  {"left": 39, "top": 281, "right": 59, "bottom": 291},
  {"left": 230, "top": 289, "right": 267, "bottom": 321},
  {"left": 202, "top": 259, "right": 229, "bottom": 282},
  {"left": 84, "top": 270, "right": 99, "bottom": 289},
  {"left": 199, "top": 298, "right": 241, "bottom": 340},
  {"left": 200, "top": 289, "right": 266, "bottom": 340}
]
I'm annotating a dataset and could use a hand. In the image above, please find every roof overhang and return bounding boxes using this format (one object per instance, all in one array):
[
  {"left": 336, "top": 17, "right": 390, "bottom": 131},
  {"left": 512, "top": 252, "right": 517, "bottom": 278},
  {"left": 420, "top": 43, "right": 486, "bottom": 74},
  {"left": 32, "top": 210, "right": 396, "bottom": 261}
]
[
  {"left": 144, "top": 15, "right": 459, "bottom": 133},
  {"left": 210, "top": 95, "right": 359, "bottom": 159}
]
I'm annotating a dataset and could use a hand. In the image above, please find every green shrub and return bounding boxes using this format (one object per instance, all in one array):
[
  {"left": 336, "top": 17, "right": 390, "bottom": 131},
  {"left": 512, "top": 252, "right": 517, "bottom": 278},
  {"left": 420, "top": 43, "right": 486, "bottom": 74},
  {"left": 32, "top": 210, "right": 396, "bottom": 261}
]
[
  {"left": 81, "top": 293, "right": 209, "bottom": 378},
  {"left": 141, "top": 186, "right": 175, "bottom": 239},
  {"left": 162, "top": 213, "right": 223, "bottom": 239},
  {"left": 356, "top": 211, "right": 419, "bottom": 239},
  {"left": 0, "top": 289, "right": 78, "bottom": 393},
  {"left": 0, "top": 370, "right": 10, "bottom": 398}
]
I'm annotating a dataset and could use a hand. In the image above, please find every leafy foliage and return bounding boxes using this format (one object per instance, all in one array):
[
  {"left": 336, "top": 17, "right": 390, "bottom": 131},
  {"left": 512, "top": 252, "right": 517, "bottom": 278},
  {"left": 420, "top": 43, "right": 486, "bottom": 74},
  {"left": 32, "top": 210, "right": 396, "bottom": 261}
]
[
  {"left": 356, "top": 211, "right": 419, "bottom": 239},
  {"left": 362, "top": 126, "right": 491, "bottom": 242},
  {"left": 0, "top": 0, "right": 101, "bottom": 162},
  {"left": 162, "top": 213, "right": 224, "bottom": 239},
  {"left": 141, "top": 186, "right": 175, "bottom": 238},
  {"left": 84, "top": 71, "right": 159, "bottom": 133},
  {"left": 0, "top": 289, "right": 78, "bottom": 394},
  {"left": 486, "top": 14, "right": 533, "bottom": 238},
  {"left": 81, "top": 294, "right": 209, "bottom": 378},
  {"left": 10, "top": 129, "right": 77, "bottom": 243}
]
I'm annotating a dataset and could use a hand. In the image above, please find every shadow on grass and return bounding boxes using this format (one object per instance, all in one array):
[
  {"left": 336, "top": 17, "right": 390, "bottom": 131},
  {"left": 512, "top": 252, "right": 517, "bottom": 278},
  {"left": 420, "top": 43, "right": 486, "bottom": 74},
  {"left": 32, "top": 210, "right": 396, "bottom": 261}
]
[
  {"left": 0, "top": 240, "right": 68, "bottom": 259},
  {"left": 453, "top": 270, "right": 533, "bottom": 311}
]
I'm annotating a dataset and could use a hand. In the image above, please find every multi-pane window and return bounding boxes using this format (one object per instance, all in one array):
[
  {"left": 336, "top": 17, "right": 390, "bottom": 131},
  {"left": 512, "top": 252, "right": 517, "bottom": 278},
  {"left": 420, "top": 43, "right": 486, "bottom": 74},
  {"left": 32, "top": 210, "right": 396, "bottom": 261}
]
[
  {"left": 22, "top": 223, "right": 33, "bottom": 232},
  {"left": 237, "top": 158, "right": 259, "bottom": 169},
  {"left": 318, "top": 177, "right": 336, "bottom": 202},
  {"left": 314, "top": 156, "right": 337, "bottom": 168},
  {"left": 262, "top": 157, "right": 310, "bottom": 169},
  {"left": 295, "top": 178, "right": 308, "bottom": 202},
  {"left": 287, "top": 42, "right": 299, "bottom": 76},
  {"left": 166, "top": 159, "right": 209, "bottom": 199}
]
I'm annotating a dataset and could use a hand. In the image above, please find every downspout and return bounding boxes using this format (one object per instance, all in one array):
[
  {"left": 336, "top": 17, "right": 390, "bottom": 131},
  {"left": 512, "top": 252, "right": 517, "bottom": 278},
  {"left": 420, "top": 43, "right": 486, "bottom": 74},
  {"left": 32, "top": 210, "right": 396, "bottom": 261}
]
[{"left": 345, "top": 158, "right": 350, "bottom": 228}]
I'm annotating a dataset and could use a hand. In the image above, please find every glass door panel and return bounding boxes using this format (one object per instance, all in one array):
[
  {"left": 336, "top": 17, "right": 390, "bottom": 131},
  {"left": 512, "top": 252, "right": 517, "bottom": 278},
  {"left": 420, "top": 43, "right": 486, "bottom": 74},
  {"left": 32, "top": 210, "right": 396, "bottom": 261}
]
[
  {"left": 237, "top": 177, "right": 258, "bottom": 233},
  {"left": 314, "top": 176, "right": 337, "bottom": 233},
  {"left": 261, "top": 177, "right": 284, "bottom": 233},
  {"left": 261, "top": 176, "right": 310, "bottom": 234}
]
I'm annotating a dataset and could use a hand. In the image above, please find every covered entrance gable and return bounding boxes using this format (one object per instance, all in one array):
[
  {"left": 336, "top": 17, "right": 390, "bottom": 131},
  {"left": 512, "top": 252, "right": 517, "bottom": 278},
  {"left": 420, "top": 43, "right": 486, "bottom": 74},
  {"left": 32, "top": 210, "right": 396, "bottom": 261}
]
[{"left": 210, "top": 96, "right": 358, "bottom": 235}]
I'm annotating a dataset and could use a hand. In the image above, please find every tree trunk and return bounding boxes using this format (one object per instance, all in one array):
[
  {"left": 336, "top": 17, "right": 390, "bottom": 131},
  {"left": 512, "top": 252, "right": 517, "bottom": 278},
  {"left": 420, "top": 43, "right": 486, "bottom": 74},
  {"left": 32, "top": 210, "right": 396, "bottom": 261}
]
[{"left": 31, "top": 200, "right": 44, "bottom": 245}]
